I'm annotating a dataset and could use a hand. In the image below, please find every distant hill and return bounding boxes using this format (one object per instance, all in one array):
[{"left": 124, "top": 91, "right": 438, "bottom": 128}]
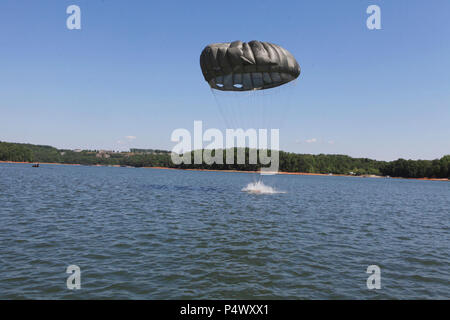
[{"left": 0, "top": 141, "right": 448, "bottom": 179}]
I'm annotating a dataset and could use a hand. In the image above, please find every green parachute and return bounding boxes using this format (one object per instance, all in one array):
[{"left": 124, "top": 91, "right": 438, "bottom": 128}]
[{"left": 200, "top": 40, "right": 300, "bottom": 91}]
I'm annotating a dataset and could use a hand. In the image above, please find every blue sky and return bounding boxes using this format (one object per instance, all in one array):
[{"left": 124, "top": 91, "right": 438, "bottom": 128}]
[{"left": 0, "top": 0, "right": 449, "bottom": 161}]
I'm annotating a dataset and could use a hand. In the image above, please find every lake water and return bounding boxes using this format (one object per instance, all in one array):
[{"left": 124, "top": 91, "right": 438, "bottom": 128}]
[{"left": 0, "top": 163, "right": 448, "bottom": 299}]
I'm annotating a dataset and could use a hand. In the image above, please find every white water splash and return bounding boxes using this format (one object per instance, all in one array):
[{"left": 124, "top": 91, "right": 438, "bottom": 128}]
[{"left": 241, "top": 180, "right": 285, "bottom": 194}]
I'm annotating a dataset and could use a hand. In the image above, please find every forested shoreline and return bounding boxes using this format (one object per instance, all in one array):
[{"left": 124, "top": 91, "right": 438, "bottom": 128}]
[{"left": 0, "top": 141, "right": 449, "bottom": 179}]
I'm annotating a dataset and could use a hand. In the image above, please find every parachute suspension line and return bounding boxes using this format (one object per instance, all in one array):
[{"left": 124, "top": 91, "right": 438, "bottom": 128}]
[
  {"left": 225, "top": 91, "right": 235, "bottom": 130},
  {"left": 229, "top": 91, "right": 239, "bottom": 130},
  {"left": 254, "top": 90, "right": 260, "bottom": 130},
  {"left": 256, "top": 89, "right": 264, "bottom": 134},
  {"left": 232, "top": 89, "right": 255, "bottom": 131},
  {"left": 262, "top": 88, "right": 267, "bottom": 132},
  {"left": 249, "top": 90, "right": 254, "bottom": 130},
  {"left": 235, "top": 91, "right": 244, "bottom": 129},
  {"left": 276, "top": 86, "right": 284, "bottom": 128},
  {"left": 262, "top": 87, "right": 270, "bottom": 133},
  {"left": 278, "top": 79, "right": 298, "bottom": 132},
  {"left": 227, "top": 92, "right": 238, "bottom": 129},
  {"left": 253, "top": 89, "right": 261, "bottom": 131},
  {"left": 253, "top": 90, "right": 259, "bottom": 132},
  {"left": 232, "top": 90, "right": 243, "bottom": 129},
  {"left": 211, "top": 88, "right": 233, "bottom": 131}
]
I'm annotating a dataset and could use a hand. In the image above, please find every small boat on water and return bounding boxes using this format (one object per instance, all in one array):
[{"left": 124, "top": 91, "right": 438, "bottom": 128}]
[{"left": 32, "top": 163, "right": 40, "bottom": 168}]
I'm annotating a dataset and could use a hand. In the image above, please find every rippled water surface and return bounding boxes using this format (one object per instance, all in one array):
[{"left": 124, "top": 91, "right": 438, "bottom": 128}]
[{"left": 0, "top": 163, "right": 448, "bottom": 299}]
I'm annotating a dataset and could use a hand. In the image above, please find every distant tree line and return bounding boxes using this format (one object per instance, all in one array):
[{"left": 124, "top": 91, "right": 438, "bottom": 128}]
[
  {"left": 173, "top": 149, "right": 385, "bottom": 176},
  {"left": 129, "top": 148, "right": 170, "bottom": 154},
  {"left": 379, "top": 156, "right": 450, "bottom": 179},
  {"left": 0, "top": 142, "right": 33, "bottom": 162},
  {"left": 0, "top": 141, "right": 448, "bottom": 179}
]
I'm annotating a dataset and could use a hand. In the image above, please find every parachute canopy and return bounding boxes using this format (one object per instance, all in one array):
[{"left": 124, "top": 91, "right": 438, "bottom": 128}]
[{"left": 200, "top": 40, "right": 300, "bottom": 91}]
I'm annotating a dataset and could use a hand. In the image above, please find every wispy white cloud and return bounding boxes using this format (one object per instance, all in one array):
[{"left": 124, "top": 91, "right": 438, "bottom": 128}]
[
  {"left": 296, "top": 138, "right": 336, "bottom": 145},
  {"left": 117, "top": 136, "right": 136, "bottom": 146},
  {"left": 306, "top": 138, "right": 317, "bottom": 144}
]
